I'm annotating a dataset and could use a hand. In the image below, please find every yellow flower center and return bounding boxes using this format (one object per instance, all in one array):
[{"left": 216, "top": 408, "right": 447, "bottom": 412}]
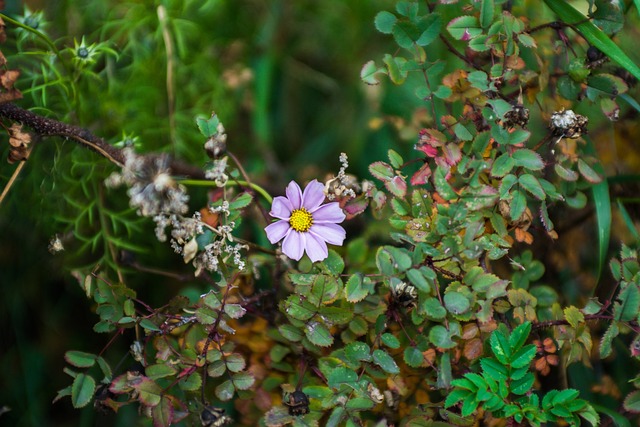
[{"left": 289, "top": 208, "right": 313, "bottom": 232}]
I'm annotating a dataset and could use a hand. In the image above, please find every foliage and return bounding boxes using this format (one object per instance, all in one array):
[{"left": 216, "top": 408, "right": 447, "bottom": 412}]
[{"left": 2, "top": 0, "right": 640, "bottom": 426}]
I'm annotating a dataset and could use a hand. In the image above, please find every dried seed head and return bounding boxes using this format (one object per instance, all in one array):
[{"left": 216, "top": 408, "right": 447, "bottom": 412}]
[{"left": 549, "top": 109, "right": 588, "bottom": 139}]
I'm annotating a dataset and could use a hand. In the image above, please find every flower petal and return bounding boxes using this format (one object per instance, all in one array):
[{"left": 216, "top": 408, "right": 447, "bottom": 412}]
[
  {"left": 310, "top": 223, "right": 346, "bottom": 246},
  {"left": 301, "top": 179, "right": 326, "bottom": 210},
  {"left": 282, "top": 230, "right": 305, "bottom": 261},
  {"left": 286, "top": 181, "right": 303, "bottom": 209},
  {"left": 311, "top": 202, "right": 346, "bottom": 222},
  {"left": 305, "top": 232, "right": 328, "bottom": 262},
  {"left": 265, "top": 220, "right": 291, "bottom": 244},
  {"left": 270, "top": 196, "right": 293, "bottom": 220}
]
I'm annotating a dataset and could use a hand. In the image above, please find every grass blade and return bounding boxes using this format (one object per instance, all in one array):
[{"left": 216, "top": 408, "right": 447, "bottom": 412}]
[{"left": 543, "top": 0, "right": 640, "bottom": 81}]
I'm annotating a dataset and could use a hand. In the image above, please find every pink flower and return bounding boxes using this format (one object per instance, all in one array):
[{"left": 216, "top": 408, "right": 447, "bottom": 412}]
[{"left": 265, "top": 180, "right": 346, "bottom": 262}]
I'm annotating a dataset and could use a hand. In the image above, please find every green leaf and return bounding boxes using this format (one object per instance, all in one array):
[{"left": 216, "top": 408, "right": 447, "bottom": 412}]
[
  {"left": 615, "top": 284, "right": 640, "bottom": 322},
  {"left": 232, "top": 372, "right": 255, "bottom": 390},
  {"left": 578, "top": 159, "right": 602, "bottom": 183},
  {"left": 139, "top": 318, "right": 161, "bottom": 332},
  {"left": 624, "top": 390, "right": 640, "bottom": 413},
  {"left": 444, "top": 291, "right": 470, "bottom": 315},
  {"left": 305, "top": 321, "right": 334, "bottom": 347},
  {"left": 360, "top": 60, "right": 385, "bottom": 85},
  {"left": 491, "top": 154, "right": 515, "bottom": 178},
  {"left": 226, "top": 353, "right": 247, "bottom": 373},
  {"left": 555, "top": 163, "right": 578, "bottom": 181},
  {"left": 510, "top": 189, "right": 527, "bottom": 221},
  {"left": 564, "top": 306, "right": 585, "bottom": 328},
  {"left": 224, "top": 303, "right": 246, "bottom": 319},
  {"left": 65, "top": 350, "right": 96, "bottom": 368},
  {"left": 416, "top": 14, "right": 442, "bottom": 47},
  {"left": 374, "top": 11, "right": 397, "bottom": 34},
  {"left": 278, "top": 324, "right": 304, "bottom": 342},
  {"left": 480, "top": 0, "right": 495, "bottom": 29},
  {"left": 327, "top": 366, "right": 358, "bottom": 389},
  {"left": 71, "top": 373, "right": 96, "bottom": 408},
  {"left": 196, "top": 114, "right": 220, "bottom": 138},
  {"left": 518, "top": 174, "right": 545, "bottom": 200},
  {"left": 385, "top": 175, "right": 407, "bottom": 198},
  {"left": 345, "top": 273, "right": 368, "bottom": 303},
  {"left": 543, "top": 0, "right": 640, "bottom": 81},
  {"left": 345, "top": 341, "right": 372, "bottom": 362},
  {"left": 151, "top": 396, "right": 174, "bottom": 427},
  {"left": 407, "top": 268, "right": 433, "bottom": 293},
  {"left": 179, "top": 372, "right": 202, "bottom": 391},
  {"left": 382, "top": 333, "right": 401, "bottom": 349},
  {"left": 429, "top": 325, "right": 457, "bottom": 349},
  {"left": 323, "top": 249, "right": 345, "bottom": 275},
  {"left": 480, "top": 358, "right": 508, "bottom": 380},
  {"left": 434, "top": 166, "right": 457, "bottom": 200},
  {"left": 510, "top": 344, "right": 536, "bottom": 369},
  {"left": 490, "top": 328, "right": 511, "bottom": 364},
  {"left": 422, "top": 298, "right": 447, "bottom": 320},
  {"left": 447, "top": 16, "right": 482, "bottom": 40},
  {"left": 373, "top": 349, "right": 400, "bottom": 374},
  {"left": 382, "top": 54, "right": 408, "bottom": 84},
  {"left": 599, "top": 322, "right": 619, "bottom": 358},
  {"left": 510, "top": 372, "right": 534, "bottom": 395},
  {"left": 146, "top": 364, "right": 177, "bottom": 380},
  {"left": 215, "top": 380, "right": 235, "bottom": 401},
  {"left": 508, "top": 322, "right": 531, "bottom": 353},
  {"left": 369, "top": 161, "right": 395, "bottom": 181},
  {"left": 346, "top": 397, "right": 375, "bottom": 410},
  {"left": 591, "top": 174, "right": 611, "bottom": 283},
  {"left": 229, "top": 192, "right": 253, "bottom": 210},
  {"left": 404, "top": 346, "right": 424, "bottom": 367},
  {"left": 512, "top": 149, "right": 544, "bottom": 171}
]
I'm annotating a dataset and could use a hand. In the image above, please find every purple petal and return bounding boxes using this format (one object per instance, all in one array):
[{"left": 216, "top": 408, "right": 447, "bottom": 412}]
[
  {"left": 301, "top": 179, "right": 326, "bottom": 210},
  {"left": 265, "top": 220, "right": 291, "bottom": 244},
  {"left": 270, "top": 196, "right": 293, "bottom": 220},
  {"left": 286, "top": 181, "right": 303, "bottom": 209},
  {"left": 310, "top": 223, "right": 346, "bottom": 246},
  {"left": 311, "top": 202, "right": 345, "bottom": 223},
  {"left": 282, "top": 230, "right": 305, "bottom": 261},
  {"left": 305, "top": 232, "right": 328, "bottom": 262}
]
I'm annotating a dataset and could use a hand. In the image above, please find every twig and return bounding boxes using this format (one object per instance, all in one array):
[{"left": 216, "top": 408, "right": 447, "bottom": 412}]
[{"left": 0, "top": 145, "right": 32, "bottom": 206}]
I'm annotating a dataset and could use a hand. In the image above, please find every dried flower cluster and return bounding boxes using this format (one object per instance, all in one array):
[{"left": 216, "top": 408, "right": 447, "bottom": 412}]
[{"left": 105, "top": 148, "right": 189, "bottom": 216}]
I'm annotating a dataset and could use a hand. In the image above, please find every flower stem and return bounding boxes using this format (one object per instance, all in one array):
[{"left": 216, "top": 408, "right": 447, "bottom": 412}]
[{"left": 178, "top": 179, "right": 273, "bottom": 204}]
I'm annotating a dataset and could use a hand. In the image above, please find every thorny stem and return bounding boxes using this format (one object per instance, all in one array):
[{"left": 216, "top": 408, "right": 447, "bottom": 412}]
[{"left": 0, "top": 102, "right": 207, "bottom": 177}]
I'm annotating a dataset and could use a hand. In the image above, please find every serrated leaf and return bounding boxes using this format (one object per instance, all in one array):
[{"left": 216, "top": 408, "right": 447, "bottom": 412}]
[
  {"left": 65, "top": 350, "right": 96, "bottom": 368},
  {"left": 429, "top": 325, "right": 457, "bottom": 349},
  {"left": 599, "top": 322, "right": 619, "bottom": 358},
  {"left": 381, "top": 333, "right": 401, "bottom": 349},
  {"left": 152, "top": 396, "right": 174, "bottom": 427},
  {"left": 416, "top": 14, "right": 442, "bottom": 46},
  {"left": 510, "top": 189, "right": 527, "bottom": 221},
  {"left": 508, "top": 322, "right": 531, "bottom": 353},
  {"left": 490, "top": 329, "right": 511, "bottom": 364},
  {"left": 422, "top": 297, "right": 447, "bottom": 320},
  {"left": 146, "top": 364, "right": 177, "bottom": 380},
  {"left": 510, "top": 344, "right": 536, "bottom": 369},
  {"left": 327, "top": 366, "right": 358, "bottom": 389},
  {"left": 232, "top": 372, "right": 255, "bottom": 390},
  {"left": 480, "top": 0, "right": 495, "bottom": 29},
  {"left": 71, "top": 373, "right": 96, "bottom": 408},
  {"left": 374, "top": 11, "right": 397, "bottom": 34},
  {"left": 513, "top": 149, "right": 544, "bottom": 171},
  {"left": 564, "top": 306, "right": 585, "bottom": 328},
  {"left": 196, "top": 114, "right": 220, "bottom": 138},
  {"left": 491, "top": 154, "right": 514, "bottom": 178},
  {"left": 444, "top": 291, "right": 470, "bottom": 315},
  {"left": 615, "top": 284, "right": 640, "bottom": 322},
  {"left": 360, "top": 60, "right": 385, "bottom": 85},
  {"left": 624, "top": 390, "right": 640, "bottom": 413},
  {"left": 369, "top": 161, "right": 395, "bottom": 181},
  {"left": 345, "top": 341, "right": 372, "bottom": 362},
  {"left": 345, "top": 273, "right": 368, "bottom": 303},
  {"left": 372, "top": 349, "right": 400, "bottom": 374},
  {"left": 447, "top": 16, "right": 482, "bottom": 40},
  {"left": 519, "top": 174, "right": 545, "bottom": 200},
  {"left": 305, "top": 321, "right": 334, "bottom": 347},
  {"left": 404, "top": 346, "right": 424, "bottom": 367},
  {"left": 215, "top": 380, "right": 235, "bottom": 401},
  {"left": 224, "top": 303, "right": 246, "bottom": 319}
]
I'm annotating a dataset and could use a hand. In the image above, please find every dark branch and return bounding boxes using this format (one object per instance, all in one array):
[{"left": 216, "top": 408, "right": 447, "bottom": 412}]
[{"left": 0, "top": 102, "right": 206, "bottom": 179}]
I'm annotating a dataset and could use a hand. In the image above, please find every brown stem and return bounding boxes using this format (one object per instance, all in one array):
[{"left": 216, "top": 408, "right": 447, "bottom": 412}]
[{"left": 0, "top": 102, "right": 207, "bottom": 178}]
